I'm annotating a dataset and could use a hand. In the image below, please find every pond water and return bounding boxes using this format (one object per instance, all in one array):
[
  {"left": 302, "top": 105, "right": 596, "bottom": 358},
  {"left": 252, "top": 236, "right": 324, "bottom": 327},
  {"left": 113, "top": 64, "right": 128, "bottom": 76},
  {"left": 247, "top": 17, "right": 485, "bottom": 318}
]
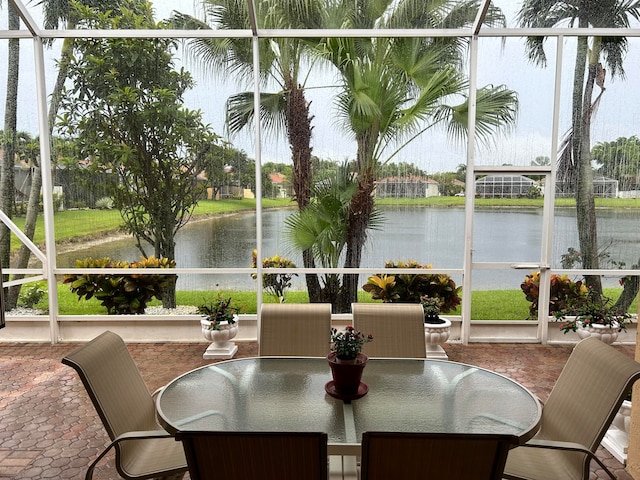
[{"left": 57, "top": 206, "right": 640, "bottom": 291}]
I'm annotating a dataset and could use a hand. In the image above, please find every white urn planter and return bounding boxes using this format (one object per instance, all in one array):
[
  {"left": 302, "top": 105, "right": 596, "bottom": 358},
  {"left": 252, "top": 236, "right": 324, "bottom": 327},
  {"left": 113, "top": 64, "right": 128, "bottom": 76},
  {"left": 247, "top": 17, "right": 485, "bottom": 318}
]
[
  {"left": 575, "top": 320, "right": 620, "bottom": 345},
  {"left": 424, "top": 317, "right": 451, "bottom": 359},
  {"left": 200, "top": 316, "right": 239, "bottom": 359},
  {"left": 601, "top": 400, "right": 632, "bottom": 464}
]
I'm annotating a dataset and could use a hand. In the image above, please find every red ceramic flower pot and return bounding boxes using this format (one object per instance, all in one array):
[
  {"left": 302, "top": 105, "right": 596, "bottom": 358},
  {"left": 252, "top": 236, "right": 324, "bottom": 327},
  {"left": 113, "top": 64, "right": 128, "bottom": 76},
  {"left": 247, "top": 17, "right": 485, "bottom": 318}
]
[{"left": 327, "top": 351, "right": 368, "bottom": 395}]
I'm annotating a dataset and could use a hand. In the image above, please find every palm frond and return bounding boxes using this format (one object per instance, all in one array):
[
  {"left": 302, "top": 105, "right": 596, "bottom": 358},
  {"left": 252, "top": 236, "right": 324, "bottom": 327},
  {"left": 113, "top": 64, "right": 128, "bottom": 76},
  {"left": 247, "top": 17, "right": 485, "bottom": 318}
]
[
  {"left": 435, "top": 84, "right": 519, "bottom": 148},
  {"left": 225, "top": 92, "right": 287, "bottom": 136}
]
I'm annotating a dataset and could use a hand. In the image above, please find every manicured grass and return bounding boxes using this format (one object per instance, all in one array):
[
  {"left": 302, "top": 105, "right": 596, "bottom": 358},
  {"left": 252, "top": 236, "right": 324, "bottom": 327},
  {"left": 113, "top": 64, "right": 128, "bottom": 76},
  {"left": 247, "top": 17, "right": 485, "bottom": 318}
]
[{"left": 33, "top": 283, "right": 636, "bottom": 319}]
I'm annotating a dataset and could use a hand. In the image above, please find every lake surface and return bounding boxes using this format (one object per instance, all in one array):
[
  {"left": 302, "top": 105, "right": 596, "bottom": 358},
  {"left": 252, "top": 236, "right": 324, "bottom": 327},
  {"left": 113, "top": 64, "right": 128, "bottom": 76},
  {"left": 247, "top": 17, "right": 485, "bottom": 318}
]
[{"left": 58, "top": 206, "right": 640, "bottom": 291}]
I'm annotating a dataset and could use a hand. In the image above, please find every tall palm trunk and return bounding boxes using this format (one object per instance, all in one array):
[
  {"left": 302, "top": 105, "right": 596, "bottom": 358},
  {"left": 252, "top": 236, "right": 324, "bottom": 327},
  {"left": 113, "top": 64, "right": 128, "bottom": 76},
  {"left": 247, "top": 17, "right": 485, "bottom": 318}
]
[
  {"left": 284, "top": 76, "right": 322, "bottom": 301},
  {"left": 572, "top": 26, "right": 602, "bottom": 295},
  {"left": 5, "top": 39, "right": 73, "bottom": 309},
  {"left": 1, "top": 5, "right": 20, "bottom": 303},
  {"left": 6, "top": 166, "right": 41, "bottom": 308},
  {"left": 576, "top": 58, "right": 602, "bottom": 294},
  {"left": 341, "top": 133, "right": 377, "bottom": 312}
]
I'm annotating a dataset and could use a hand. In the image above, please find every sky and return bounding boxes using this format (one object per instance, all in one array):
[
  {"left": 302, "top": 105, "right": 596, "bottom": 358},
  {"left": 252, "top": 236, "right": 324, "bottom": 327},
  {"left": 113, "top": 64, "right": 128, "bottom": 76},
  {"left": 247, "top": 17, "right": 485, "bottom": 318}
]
[{"left": 1, "top": 1, "right": 639, "bottom": 173}]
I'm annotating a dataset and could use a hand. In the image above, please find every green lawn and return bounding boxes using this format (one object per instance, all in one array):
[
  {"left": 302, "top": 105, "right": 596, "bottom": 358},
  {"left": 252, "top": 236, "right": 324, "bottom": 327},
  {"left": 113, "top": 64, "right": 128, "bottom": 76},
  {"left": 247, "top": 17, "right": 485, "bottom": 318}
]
[{"left": 32, "top": 283, "right": 636, "bottom": 320}]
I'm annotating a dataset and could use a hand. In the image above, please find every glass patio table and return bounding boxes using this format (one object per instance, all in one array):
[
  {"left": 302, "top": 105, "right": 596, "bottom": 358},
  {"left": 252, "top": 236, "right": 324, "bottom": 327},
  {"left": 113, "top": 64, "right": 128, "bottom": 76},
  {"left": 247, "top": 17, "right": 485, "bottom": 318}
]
[{"left": 156, "top": 357, "right": 541, "bottom": 454}]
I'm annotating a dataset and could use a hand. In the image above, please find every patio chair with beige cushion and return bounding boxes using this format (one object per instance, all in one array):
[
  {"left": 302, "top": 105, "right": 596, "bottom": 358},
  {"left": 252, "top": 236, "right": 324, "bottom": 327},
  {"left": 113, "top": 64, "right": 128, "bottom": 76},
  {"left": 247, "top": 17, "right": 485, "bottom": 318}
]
[
  {"left": 176, "top": 431, "right": 328, "bottom": 480},
  {"left": 258, "top": 303, "right": 356, "bottom": 479},
  {"left": 352, "top": 303, "right": 426, "bottom": 358},
  {"left": 360, "top": 432, "right": 516, "bottom": 480},
  {"left": 259, "top": 303, "right": 332, "bottom": 356},
  {"left": 62, "top": 330, "right": 187, "bottom": 480},
  {"left": 503, "top": 336, "right": 640, "bottom": 480}
]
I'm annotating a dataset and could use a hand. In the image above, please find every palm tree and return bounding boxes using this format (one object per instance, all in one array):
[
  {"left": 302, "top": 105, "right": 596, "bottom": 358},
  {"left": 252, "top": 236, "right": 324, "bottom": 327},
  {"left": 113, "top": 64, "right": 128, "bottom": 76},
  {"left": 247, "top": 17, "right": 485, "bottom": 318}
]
[
  {"left": 175, "top": 0, "right": 518, "bottom": 311},
  {"left": 321, "top": 0, "right": 519, "bottom": 309},
  {"left": 284, "top": 162, "right": 382, "bottom": 310},
  {"left": 0, "top": 1, "right": 20, "bottom": 311},
  {"left": 171, "top": 0, "right": 326, "bottom": 301},
  {"left": 5, "top": 132, "right": 41, "bottom": 309},
  {"left": 518, "top": 0, "right": 640, "bottom": 301}
]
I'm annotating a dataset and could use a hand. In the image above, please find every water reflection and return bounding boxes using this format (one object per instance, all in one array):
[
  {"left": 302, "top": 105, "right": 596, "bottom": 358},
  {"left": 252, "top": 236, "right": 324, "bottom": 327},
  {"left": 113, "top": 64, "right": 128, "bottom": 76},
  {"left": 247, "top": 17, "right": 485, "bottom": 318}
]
[{"left": 57, "top": 206, "right": 640, "bottom": 291}]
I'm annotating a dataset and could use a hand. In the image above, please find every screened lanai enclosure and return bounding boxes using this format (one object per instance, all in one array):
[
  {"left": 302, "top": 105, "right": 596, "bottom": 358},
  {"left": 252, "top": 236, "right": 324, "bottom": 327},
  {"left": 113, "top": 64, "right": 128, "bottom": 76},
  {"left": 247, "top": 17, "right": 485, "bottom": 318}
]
[
  {"left": 475, "top": 175, "right": 537, "bottom": 198},
  {"left": 1, "top": 0, "right": 640, "bottom": 344}
]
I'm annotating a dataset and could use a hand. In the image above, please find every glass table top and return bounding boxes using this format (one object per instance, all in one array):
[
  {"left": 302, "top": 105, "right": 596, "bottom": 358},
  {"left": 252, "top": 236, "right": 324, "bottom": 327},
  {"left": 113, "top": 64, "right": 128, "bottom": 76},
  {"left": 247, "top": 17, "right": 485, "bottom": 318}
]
[{"left": 156, "top": 357, "right": 541, "bottom": 447}]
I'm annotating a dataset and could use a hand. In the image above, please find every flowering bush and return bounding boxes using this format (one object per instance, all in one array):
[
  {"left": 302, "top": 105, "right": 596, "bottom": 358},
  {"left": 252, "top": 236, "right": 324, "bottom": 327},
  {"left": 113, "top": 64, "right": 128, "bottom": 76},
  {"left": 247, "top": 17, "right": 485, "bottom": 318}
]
[
  {"left": 197, "top": 295, "right": 239, "bottom": 330},
  {"left": 251, "top": 250, "right": 297, "bottom": 303},
  {"left": 521, "top": 272, "right": 588, "bottom": 318},
  {"left": 330, "top": 326, "right": 373, "bottom": 360},
  {"left": 363, "top": 260, "right": 461, "bottom": 313},
  {"left": 555, "top": 289, "right": 631, "bottom": 334}
]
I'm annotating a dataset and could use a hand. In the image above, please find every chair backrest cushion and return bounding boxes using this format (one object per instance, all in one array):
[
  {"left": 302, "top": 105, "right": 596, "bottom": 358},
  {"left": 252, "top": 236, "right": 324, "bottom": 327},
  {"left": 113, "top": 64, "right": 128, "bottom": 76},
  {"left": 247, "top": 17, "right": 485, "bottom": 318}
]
[
  {"left": 540, "top": 336, "right": 640, "bottom": 451},
  {"left": 259, "top": 303, "right": 332, "bottom": 356},
  {"left": 176, "top": 430, "right": 328, "bottom": 480},
  {"left": 360, "top": 431, "right": 516, "bottom": 480},
  {"left": 352, "top": 303, "right": 426, "bottom": 358},
  {"left": 62, "top": 330, "right": 158, "bottom": 439}
]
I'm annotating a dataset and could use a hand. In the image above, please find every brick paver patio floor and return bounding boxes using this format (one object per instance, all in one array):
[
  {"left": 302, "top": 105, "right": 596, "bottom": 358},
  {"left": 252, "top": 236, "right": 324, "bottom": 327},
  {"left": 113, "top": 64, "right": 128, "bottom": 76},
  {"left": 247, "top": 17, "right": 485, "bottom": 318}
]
[{"left": 0, "top": 339, "right": 635, "bottom": 479}]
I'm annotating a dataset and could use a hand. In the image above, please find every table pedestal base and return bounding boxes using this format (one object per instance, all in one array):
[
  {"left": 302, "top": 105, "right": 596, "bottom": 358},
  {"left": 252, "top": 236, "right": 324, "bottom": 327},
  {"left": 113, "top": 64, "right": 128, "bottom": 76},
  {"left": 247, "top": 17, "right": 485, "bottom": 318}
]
[
  {"left": 203, "top": 342, "right": 238, "bottom": 359},
  {"left": 426, "top": 344, "right": 449, "bottom": 360}
]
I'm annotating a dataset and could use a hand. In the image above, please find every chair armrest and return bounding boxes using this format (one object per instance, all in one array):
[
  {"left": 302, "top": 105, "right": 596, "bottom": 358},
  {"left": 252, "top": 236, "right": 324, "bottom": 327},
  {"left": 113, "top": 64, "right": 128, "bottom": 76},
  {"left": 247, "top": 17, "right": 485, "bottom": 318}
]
[
  {"left": 85, "top": 430, "right": 175, "bottom": 480},
  {"left": 519, "top": 439, "right": 616, "bottom": 480}
]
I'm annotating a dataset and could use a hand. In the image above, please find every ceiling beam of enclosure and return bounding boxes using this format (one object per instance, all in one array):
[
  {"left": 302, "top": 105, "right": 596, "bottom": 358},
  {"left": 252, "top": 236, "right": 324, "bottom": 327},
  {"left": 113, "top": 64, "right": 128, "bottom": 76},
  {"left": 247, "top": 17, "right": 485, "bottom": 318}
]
[
  {"left": 8, "top": 0, "right": 39, "bottom": 35},
  {"left": 473, "top": 0, "right": 492, "bottom": 35},
  {"left": 2, "top": 0, "right": 640, "bottom": 41}
]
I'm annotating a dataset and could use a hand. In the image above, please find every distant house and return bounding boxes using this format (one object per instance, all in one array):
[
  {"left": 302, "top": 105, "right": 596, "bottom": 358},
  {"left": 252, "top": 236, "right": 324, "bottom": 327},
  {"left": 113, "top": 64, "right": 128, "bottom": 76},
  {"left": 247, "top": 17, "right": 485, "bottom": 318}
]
[
  {"left": 268, "top": 172, "right": 293, "bottom": 198},
  {"left": 375, "top": 176, "right": 439, "bottom": 198}
]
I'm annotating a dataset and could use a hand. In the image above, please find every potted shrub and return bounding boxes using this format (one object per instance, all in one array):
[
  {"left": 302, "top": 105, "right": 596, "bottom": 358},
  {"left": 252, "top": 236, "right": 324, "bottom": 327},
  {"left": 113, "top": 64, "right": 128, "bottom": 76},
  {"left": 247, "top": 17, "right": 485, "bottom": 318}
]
[
  {"left": 420, "top": 295, "right": 452, "bottom": 359},
  {"left": 555, "top": 289, "right": 631, "bottom": 344},
  {"left": 197, "top": 295, "right": 240, "bottom": 359}
]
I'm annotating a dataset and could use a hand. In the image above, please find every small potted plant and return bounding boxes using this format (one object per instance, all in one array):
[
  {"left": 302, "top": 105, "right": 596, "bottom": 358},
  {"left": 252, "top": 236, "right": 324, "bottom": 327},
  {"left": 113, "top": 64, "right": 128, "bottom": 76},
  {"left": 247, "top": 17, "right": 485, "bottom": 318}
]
[
  {"left": 420, "top": 295, "right": 452, "bottom": 359},
  {"left": 329, "top": 326, "right": 373, "bottom": 362},
  {"left": 421, "top": 296, "right": 444, "bottom": 324},
  {"left": 197, "top": 295, "right": 240, "bottom": 359},
  {"left": 326, "top": 326, "right": 373, "bottom": 399},
  {"left": 555, "top": 290, "right": 631, "bottom": 345}
]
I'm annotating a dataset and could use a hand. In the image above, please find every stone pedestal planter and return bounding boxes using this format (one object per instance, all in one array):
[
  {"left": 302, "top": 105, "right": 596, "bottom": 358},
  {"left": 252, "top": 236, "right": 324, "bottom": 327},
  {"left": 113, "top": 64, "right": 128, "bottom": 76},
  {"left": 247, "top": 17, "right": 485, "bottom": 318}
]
[
  {"left": 602, "top": 400, "right": 632, "bottom": 464},
  {"left": 424, "top": 317, "right": 451, "bottom": 359},
  {"left": 576, "top": 320, "right": 620, "bottom": 345},
  {"left": 200, "top": 317, "right": 238, "bottom": 359}
]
